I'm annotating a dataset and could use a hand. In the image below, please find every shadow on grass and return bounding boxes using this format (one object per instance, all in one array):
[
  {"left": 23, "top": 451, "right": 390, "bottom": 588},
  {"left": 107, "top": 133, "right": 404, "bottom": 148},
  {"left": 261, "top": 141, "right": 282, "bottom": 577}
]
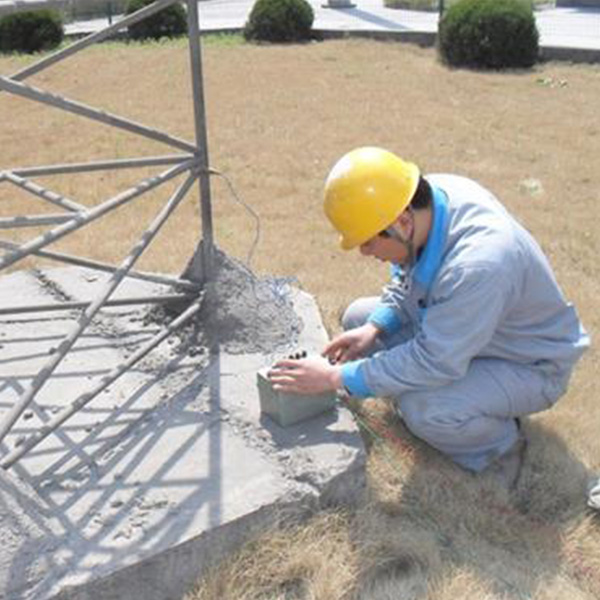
[{"left": 354, "top": 407, "right": 598, "bottom": 599}]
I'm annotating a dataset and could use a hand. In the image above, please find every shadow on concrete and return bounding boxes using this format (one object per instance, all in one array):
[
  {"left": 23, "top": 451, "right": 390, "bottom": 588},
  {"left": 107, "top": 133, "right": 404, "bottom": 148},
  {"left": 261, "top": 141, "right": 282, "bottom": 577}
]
[
  {"left": 0, "top": 330, "right": 156, "bottom": 369},
  {"left": 1, "top": 342, "right": 225, "bottom": 600},
  {"left": 261, "top": 408, "right": 357, "bottom": 449},
  {"left": 329, "top": 7, "right": 411, "bottom": 30},
  {"left": 0, "top": 272, "right": 365, "bottom": 599},
  {"left": 559, "top": 7, "right": 600, "bottom": 15}
]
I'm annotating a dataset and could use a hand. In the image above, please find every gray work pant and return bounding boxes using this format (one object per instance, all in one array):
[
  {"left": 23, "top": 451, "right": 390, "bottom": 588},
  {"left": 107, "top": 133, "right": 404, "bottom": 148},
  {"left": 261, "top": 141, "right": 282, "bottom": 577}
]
[{"left": 343, "top": 297, "right": 570, "bottom": 472}]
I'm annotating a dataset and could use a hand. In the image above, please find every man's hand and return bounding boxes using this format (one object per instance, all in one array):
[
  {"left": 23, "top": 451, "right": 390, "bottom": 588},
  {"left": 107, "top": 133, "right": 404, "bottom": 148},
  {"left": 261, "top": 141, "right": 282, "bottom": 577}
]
[
  {"left": 268, "top": 355, "right": 342, "bottom": 395},
  {"left": 323, "top": 322, "right": 380, "bottom": 364}
]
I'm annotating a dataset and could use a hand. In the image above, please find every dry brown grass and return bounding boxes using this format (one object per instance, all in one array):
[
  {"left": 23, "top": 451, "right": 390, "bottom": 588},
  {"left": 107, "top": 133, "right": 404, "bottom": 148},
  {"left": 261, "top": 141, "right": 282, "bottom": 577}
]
[
  {"left": 188, "top": 404, "right": 600, "bottom": 600},
  {"left": 189, "top": 510, "right": 357, "bottom": 600},
  {"left": 2, "top": 36, "right": 599, "bottom": 600}
]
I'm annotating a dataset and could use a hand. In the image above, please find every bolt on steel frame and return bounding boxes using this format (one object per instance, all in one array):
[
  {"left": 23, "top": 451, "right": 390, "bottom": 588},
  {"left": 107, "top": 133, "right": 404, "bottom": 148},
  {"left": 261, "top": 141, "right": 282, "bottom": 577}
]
[{"left": 0, "top": 0, "right": 215, "bottom": 468}]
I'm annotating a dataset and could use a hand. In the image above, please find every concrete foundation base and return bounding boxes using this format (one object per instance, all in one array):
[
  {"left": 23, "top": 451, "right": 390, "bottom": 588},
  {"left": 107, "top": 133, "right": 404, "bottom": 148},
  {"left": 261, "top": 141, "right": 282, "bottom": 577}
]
[{"left": 0, "top": 267, "right": 366, "bottom": 600}]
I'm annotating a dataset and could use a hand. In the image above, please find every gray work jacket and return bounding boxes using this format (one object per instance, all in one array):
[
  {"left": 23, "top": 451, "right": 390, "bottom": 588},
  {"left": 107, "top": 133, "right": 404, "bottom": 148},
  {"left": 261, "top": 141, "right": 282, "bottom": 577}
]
[{"left": 341, "top": 174, "right": 590, "bottom": 398}]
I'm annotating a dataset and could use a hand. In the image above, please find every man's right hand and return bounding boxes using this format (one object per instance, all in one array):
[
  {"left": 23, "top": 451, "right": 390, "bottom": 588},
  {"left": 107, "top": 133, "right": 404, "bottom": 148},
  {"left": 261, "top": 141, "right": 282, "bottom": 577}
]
[{"left": 323, "top": 322, "right": 381, "bottom": 364}]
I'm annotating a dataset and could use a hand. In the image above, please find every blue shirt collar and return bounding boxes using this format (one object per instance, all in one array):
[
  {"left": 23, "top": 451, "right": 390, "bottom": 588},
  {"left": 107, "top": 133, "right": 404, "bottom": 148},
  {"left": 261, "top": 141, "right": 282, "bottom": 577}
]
[{"left": 412, "top": 183, "right": 449, "bottom": 290}]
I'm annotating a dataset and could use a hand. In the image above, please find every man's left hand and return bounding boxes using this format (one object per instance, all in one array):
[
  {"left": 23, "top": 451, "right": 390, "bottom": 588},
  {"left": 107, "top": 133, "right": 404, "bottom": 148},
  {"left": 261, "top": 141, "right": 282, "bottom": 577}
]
[{"left": 268, "top": 355, "right": 342, "bottom": 395}]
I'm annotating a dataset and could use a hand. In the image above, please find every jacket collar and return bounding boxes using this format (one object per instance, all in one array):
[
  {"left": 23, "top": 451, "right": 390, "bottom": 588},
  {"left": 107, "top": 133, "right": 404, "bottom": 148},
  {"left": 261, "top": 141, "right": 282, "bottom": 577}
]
[{"left": 412, "top": 183, "right": 449, "bottom": 290}]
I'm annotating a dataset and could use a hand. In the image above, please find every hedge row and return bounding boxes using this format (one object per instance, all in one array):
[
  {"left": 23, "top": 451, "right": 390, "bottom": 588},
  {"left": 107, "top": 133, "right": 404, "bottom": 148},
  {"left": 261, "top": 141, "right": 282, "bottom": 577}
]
[
  {"left": 0, "top": 0, "right": 187, "bottom": 53},
  {"left": 1, "top": 0, "right": 539, "bottom": 70}
]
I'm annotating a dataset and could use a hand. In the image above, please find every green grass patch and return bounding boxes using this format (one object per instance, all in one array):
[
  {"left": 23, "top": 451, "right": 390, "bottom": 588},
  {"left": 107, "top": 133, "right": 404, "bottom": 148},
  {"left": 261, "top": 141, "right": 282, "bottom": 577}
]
[
  {"left": 99, "top": 31, "right": 245, "bottom": 48},
  {"left": 7, "top": 31, "right": 244, "bottom": 55},
  {"left": 202, "top": 32, "right": 245, "bottom": 47}
]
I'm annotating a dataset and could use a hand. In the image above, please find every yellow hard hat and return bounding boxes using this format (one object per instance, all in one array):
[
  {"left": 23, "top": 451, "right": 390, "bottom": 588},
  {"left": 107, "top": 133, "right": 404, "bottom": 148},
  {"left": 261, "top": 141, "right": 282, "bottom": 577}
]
[{"left": 323, "top": 147, "right": 420, "bottom": 250}]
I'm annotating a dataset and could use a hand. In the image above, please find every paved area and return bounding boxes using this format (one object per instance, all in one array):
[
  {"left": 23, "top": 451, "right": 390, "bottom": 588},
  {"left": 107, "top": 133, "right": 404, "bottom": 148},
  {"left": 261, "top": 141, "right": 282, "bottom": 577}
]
[
  {"left": 54, "top": 1, "right": 600, "bottom": 57},
  {"left": 0, "top": 267, "right": 365, "bottom": 600}
]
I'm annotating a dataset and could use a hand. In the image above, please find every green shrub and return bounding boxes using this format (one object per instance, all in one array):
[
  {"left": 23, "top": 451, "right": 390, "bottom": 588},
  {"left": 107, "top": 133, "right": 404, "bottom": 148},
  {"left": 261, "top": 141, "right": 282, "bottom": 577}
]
[
  {"left": 125, "top": 0, "right": 187, "bottom": 41},
  {"left": 0, "top": 10, "right": 63, "bottom": 54},
  {"left": 438, "top": 0, "right": 539, "bottom": 69},
  {"left": 244, "top": 0, "right": 314, "bottom": 43}
]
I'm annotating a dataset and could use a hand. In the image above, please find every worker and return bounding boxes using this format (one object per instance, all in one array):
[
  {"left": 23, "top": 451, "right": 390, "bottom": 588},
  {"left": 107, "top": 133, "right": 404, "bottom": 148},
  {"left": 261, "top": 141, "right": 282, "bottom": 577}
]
[{"left": 269, "top": 146, "right": 589, "bottom": 487}]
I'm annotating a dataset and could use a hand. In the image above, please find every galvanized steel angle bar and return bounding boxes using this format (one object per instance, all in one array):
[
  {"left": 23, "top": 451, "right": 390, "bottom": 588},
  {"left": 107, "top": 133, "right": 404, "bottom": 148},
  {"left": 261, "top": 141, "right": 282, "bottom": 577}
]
[
  {"left": 0, "top": 171, "right": 198, "bottom": 446},
  {"left": 3, "top": 172, "right": 86, "bottom": 212},
  {"left": 186, "top": 0, "right": 215, "bottom": 278},
  {"left": 0, "top": 213, "right": 78, "bottom": 229},
  {"left": 0, "top": 158, "right": 197, "bottom": 272},
  {"left": 0, "top": 293, "right": 193, "bottom": 316},
  {"left": 0, "top": 76, "right": 197, "bottom": 154},
  {"left": 11, "top": 155, "right": 195, "bottom": 178},
  {"left": 0, "top": 238, "right": 200, "bottom": 291}
]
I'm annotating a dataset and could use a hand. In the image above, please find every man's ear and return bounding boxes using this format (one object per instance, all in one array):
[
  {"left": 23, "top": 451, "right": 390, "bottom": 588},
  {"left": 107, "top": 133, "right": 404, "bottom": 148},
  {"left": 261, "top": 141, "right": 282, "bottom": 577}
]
[{"left": 396, "top": 209, "right": 413, "bottom": 229}]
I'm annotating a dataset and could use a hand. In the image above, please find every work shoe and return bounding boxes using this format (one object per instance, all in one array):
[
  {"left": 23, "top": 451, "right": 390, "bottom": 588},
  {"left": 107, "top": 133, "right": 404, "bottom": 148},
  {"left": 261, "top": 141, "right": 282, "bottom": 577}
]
[
  {"left": 484, "top": 436, "right": 527, "bottom": 490},
  {"left": 588, "top": 478, "right": 600, "bottom": 510}
]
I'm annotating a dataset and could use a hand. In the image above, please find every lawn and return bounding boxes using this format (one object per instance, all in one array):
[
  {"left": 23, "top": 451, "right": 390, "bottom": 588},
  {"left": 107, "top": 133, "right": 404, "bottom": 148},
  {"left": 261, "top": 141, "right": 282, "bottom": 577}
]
[{"left": 1, "top": 36, "right": 599, "bottom": 599}]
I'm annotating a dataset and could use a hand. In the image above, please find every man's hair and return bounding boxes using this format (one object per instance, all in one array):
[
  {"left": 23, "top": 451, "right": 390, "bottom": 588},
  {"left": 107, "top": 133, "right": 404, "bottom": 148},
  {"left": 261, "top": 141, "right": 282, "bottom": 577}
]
[{"left": 410, "top": 176, "right": 432, "bottom": 210}]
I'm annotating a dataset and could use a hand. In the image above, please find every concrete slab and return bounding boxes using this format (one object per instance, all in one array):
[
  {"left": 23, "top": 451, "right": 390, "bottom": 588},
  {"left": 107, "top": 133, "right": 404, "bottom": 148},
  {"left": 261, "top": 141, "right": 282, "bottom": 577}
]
[{"left": 0, "top": 265, "right": 365, "bottom": 600}]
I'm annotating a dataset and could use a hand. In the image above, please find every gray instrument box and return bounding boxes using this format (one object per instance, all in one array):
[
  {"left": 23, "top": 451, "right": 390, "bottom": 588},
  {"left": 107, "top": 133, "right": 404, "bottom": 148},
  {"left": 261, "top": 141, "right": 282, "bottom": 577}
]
[{"left": 257, "top": 368, "right": 337, "bottom": 427}]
